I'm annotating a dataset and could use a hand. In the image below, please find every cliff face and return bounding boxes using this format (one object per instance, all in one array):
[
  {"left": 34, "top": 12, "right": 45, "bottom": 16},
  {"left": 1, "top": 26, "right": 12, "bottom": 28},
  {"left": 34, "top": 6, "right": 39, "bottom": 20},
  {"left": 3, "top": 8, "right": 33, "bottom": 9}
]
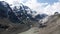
[{"left": 39, "top": 14, "right": 60, "bottom": 34}]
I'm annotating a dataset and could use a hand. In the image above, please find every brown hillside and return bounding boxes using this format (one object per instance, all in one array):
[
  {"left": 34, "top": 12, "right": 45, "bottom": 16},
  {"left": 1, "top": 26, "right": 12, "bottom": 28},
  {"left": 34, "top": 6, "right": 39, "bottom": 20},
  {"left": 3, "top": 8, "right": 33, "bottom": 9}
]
[{"left": 39, "top": 14, "right": 60, "bottom": 34}]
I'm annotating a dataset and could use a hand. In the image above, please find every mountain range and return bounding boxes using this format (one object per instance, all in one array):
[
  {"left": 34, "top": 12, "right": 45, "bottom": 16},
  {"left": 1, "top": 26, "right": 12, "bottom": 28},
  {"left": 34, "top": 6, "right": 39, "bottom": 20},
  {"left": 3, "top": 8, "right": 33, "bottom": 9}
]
[{"left": 0, "top": 1, "right": 49, "bottom": 34}]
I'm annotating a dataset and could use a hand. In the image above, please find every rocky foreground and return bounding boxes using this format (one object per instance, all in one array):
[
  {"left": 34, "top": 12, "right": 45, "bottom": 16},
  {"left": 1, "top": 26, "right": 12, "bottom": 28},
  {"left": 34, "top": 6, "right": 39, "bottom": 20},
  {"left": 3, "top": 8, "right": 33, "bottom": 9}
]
[{"left": 19, "top": 14, "right": 60, "bottom": 34}]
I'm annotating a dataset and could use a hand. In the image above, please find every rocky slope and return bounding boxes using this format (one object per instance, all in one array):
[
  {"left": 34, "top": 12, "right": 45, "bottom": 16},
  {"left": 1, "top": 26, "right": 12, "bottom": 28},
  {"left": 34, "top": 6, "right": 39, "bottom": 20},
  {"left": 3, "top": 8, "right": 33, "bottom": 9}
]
[
  {"left": 19, "top": 14, "right": 60, "bottom": 34},
  {"left": 39, "top": 14, "right": 60, "bottom": 34}
]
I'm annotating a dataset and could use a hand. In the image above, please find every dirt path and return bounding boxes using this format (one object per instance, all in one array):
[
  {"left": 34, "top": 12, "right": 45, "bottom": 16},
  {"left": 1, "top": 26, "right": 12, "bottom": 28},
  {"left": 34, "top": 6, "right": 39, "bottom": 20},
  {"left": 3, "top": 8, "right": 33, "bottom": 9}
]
[{"left": 19, "top": 27, "right": 39, "bottom": 34}]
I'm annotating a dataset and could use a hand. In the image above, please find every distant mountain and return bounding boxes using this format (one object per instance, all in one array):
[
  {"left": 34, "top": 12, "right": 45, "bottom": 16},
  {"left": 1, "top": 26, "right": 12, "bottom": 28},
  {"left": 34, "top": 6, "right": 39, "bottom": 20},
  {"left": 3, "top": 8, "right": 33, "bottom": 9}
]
[
  {"left": 35, "top": 14, "right": 48, "bottom": 21},
  {"left": 0, "top": 1, "right": 11, "bottom": 18},
  {"left": 0, "top": 1, "right": 48, "bottom": 26},
  {"left": 12, "top": 3, "right": 48, "bottom": 21},
  {"left": 0, "top": 1, "right": 21, "bottom": 24}
]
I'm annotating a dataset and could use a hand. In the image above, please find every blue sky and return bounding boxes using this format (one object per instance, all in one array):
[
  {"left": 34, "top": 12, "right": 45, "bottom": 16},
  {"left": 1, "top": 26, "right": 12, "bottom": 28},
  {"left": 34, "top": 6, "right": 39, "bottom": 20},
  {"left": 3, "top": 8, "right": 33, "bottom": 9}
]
[{"left": 37, "top": 0, "right": 59, "bottom": 5}]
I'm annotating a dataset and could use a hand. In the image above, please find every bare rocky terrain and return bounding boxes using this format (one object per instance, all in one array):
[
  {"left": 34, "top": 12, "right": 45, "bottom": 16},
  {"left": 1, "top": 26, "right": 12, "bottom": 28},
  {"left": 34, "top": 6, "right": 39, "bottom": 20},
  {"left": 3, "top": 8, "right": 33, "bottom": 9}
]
[
  {"left": 0, "top": 18, "right": 31, "bottom": 34},
  {"left": 0, "top": 11, "right": 60, "bottom": 34},
  {"left": 19, "top": 14, "right": 60, "bottom": 34},
  {"left": 38, "top": 14, "right": 60, "bottom": 34}
]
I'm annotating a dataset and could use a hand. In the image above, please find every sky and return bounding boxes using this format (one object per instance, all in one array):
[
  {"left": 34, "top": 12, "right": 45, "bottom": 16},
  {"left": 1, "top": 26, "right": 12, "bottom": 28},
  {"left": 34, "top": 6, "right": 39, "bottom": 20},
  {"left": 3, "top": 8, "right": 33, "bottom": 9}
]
[
  {"left": 0, "top": 0, "right": 60, "bottom": 15},
  {"left": 37, "top": 0, "right": 59, "bottom": 5}
]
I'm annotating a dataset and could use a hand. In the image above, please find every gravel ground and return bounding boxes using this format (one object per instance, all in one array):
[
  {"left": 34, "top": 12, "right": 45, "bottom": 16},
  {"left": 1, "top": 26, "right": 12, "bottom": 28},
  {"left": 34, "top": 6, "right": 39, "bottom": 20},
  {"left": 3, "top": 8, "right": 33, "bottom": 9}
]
[{"left": 19, "top": 27, "right": 39, "bottom": 34}]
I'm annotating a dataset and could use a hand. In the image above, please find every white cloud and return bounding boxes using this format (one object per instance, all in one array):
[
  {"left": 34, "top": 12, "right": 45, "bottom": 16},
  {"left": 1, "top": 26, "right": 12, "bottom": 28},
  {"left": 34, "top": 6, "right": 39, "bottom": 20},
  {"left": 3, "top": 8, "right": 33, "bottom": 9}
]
[
  {"left": 21, "top": 0, "right": 60, "bottom": 15},
  {"left": 22, "top": 0, "right": 49, "bottom": 15},
  {"left": 44, "top": 2, "right": 60, "bottom": 15}
]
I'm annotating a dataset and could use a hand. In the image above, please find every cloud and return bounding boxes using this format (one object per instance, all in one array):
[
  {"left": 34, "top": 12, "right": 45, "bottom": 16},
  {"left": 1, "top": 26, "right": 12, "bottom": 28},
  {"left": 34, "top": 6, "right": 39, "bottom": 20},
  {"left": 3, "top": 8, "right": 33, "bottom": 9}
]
[
  {"left": 22, "top": 0, "right": 49, "bottom": 15},
  {"left": 22, "top": 0, "right": 60, "bottom": 15},
  {"left": 44, "top": 2, "right": 60, "bottom": 15}
]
